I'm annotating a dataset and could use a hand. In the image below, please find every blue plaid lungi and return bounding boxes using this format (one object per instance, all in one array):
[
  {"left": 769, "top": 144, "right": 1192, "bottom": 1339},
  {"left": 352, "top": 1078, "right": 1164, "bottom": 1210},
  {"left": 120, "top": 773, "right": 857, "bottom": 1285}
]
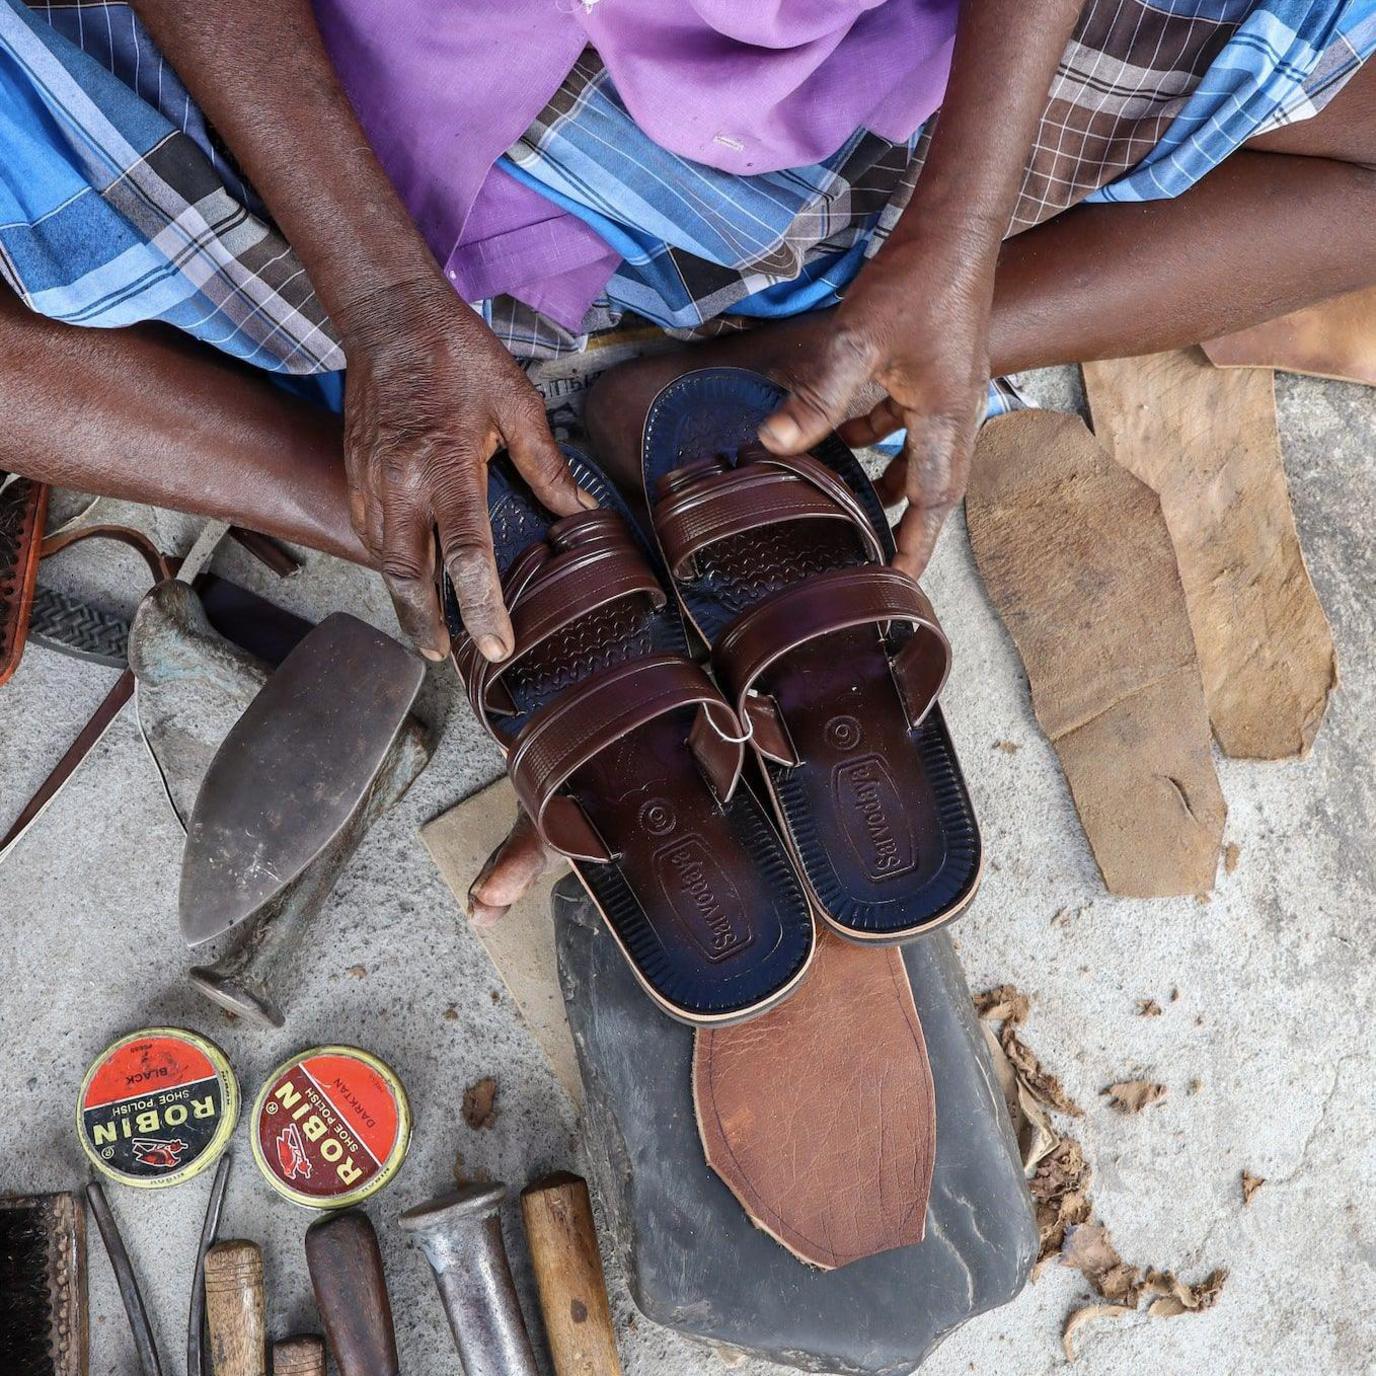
[{"left": 2, "top": 0, "right": 1374, "bottom": 387}]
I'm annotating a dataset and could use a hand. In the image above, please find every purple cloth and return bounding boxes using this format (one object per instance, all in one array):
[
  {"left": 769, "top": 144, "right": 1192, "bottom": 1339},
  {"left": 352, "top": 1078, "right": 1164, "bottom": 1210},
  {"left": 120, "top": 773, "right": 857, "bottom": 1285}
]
[{"left": 312, "top": 0, "right": 957, "bottom": 326}]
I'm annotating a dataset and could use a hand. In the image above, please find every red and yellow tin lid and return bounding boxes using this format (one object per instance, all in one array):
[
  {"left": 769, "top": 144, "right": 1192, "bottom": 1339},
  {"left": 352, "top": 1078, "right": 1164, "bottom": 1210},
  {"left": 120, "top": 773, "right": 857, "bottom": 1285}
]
[
  {"left": 250, "top": 1045, "right": 411, "bottom": 1209},
  {"left": 77, "top": 1027, "right": 239, "bottom": 1189}
]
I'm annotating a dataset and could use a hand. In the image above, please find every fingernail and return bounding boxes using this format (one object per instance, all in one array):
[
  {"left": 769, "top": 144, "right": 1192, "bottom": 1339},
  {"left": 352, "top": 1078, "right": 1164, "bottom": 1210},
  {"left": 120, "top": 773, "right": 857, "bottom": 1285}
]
[
  {"left": 761, "top": 416, "right": 801, "bottom": 449},
  {"left": 478, "top": 633, "right": 509, "bottom": 662},
  {"left": 468, "top": 901, "right": 508, "bottom": 929},
  {"left": 421, "top": 646, "right": 445, "bottom": 662},
  {"left": 576, "top": 486, "right": 599, "bottom": 510}
]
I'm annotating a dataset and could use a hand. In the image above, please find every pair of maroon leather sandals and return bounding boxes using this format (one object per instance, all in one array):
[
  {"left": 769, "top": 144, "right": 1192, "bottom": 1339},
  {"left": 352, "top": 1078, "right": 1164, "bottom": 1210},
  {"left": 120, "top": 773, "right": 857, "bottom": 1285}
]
[{"left": 447, "top": 369, "right": 981, "bottom": 1025}]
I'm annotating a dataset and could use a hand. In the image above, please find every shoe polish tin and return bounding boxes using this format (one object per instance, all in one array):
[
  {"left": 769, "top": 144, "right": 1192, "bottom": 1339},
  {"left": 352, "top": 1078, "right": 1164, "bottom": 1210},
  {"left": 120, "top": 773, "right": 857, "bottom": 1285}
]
[
  {"left": 251, "top": 1045, "right": 411, "bottom": 1209},
  {"left": 77, "top": 1027, "right": 239, "bottom": 1189}
]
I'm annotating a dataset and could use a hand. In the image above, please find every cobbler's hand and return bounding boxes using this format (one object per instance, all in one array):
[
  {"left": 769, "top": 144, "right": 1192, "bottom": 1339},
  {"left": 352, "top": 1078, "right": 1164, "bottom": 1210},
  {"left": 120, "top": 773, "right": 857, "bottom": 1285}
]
[
  {"left": 339, "top": 279, "right": 592, "bottom": 661},
  {"left": 759, "top": 232, "right": 993, "bottom": 579}
]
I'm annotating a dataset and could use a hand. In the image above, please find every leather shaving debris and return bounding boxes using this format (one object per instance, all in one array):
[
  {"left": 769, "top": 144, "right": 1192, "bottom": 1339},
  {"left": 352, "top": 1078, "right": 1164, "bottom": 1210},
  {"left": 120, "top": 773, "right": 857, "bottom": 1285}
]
[
  {"left": 994, "top": 739, "right": 1021, "bottom": 753},
  {"left": 1225, "top": 842, "right": 1241, "bottom": 874},
  {"left": 1062, "top": 1303, "right": 1134, "bottom": 1360},
  {"left": 442, "top": 1005, "right": 459, "bottom": 1021},
  {"left": 1060, "top": 1223, "right": 1141, "bottom": 1302},
  {"left": 1031, "top": 1140, "right": 1092, "bottom": 1267},
  {"left": 1102, "top": 1080, "right": 1167, "bottom": 1113},
  {"left": 1004, "top": 1029, "right": 1083, "bottom": 1117},
  {"left": 346, "top": 964, "right": 368, "bottom": 979},
  {"left": 1241, "top": 1170, "right": 1265, "bottom": 1206},
  {"left": 974, "top": 984, "right": 1031, "bottom": 1025},
  {"left": 976, "top": 984, "right": 1078, "bottom": 1175},
  {"left": 976, "top": 985, "right": 1225, "bottom": 1353},
  {"left": 1138, "top": 999, "right": 1163, "bottom": 1017},
  {"left": 462, "top": 1076, "right": 499, "bottom": 1130},
  {"left": 1140, "top": 1267, "right": 1228, "bottom": 1318},
  {"left": 982, "top": 1025, "right": 1061, "bottom": 1174}
]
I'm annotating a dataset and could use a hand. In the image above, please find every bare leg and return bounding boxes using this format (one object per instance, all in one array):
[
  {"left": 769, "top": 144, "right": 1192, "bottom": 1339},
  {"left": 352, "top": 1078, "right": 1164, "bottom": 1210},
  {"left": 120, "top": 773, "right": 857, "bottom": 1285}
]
[
  {"left": 0, "top": 288, "right": 364, "bottom": 562},
  {"left": 3, "top": 65, "right": 1374, "bottom": 553}
]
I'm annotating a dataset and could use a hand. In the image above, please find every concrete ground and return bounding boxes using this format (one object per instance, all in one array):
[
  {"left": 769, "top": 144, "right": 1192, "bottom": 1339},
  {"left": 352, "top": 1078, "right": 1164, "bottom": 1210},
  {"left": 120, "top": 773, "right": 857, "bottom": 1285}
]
[{"left": 1, "top": 361, "right": 1372, "bottom": 1376}]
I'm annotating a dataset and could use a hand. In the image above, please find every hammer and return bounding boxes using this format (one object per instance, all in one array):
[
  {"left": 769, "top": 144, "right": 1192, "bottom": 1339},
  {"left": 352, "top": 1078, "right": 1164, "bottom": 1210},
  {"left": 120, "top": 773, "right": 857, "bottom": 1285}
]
[{"left": 398, "top": 1184, "right": 539, "bottom": 1376}]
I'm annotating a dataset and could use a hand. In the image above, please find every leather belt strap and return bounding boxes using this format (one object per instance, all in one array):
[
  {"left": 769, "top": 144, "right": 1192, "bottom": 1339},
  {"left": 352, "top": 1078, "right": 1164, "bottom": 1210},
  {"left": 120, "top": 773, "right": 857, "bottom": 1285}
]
[
  {"left": 654, "top": 448, "right": 885, "bottom": 579},
  {"left": 41, "top": 522, "right": 174, "bottom": 583},
  {"left": 715, "top": 565, "right": 951, "bottom": 766},
  {"left": 508, "top": 653, "right": 744, "bottom": 862}
]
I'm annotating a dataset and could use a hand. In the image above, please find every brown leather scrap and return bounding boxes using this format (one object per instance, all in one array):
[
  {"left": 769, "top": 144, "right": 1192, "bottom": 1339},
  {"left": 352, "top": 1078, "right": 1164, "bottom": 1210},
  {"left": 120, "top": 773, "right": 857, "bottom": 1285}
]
[
  {"left": 966, "top": 410, "right": 1226, "bottom": 897},
  {"left": 693, "top": 928, "right": 935, "bottom": 1270},
  {"left": 1085, "top": 349, "right": 1336, "bottom": 760},
  {"left": 1203, "top": 286, "right": 1376, "bottom": 387},
  {"left": 0, "top": 475, "right": 48, "bottom": 687}
]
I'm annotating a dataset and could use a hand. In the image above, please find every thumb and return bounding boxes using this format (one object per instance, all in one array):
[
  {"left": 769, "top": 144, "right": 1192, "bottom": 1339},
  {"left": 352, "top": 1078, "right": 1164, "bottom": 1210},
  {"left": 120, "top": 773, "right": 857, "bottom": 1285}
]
[{"left": 758, "top": 327, "right": 875, "bottom": 454}]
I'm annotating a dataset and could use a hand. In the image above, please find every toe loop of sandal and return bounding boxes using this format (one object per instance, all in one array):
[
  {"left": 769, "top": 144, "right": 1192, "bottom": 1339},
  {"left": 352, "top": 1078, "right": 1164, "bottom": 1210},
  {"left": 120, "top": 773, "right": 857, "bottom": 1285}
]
[
  {"left": 653, "top": 446, "right": 885, "bottom": 580},
  {"left": 508, "top": 652, "right": 747, "bottom": 862},
  {"left": 715, "top": 565, "right": 951, "bottom": 765}
]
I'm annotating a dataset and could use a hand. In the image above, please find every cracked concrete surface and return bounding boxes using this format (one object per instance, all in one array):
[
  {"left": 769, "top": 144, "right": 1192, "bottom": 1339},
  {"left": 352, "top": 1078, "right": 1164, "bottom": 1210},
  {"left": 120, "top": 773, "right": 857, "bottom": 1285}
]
[{"left": 1, "top": 363, "right": 1373, "bottom": 1375}]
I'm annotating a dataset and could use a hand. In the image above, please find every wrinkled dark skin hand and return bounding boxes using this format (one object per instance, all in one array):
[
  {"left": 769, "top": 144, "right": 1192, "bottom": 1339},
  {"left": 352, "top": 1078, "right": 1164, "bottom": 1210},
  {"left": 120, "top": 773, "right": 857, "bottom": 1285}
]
[
  {"left": 759, "top": 230, "right": 993, "bottom": 580},
  {"left": 339, "top": 279, "right": 593, "bottom": 662}
]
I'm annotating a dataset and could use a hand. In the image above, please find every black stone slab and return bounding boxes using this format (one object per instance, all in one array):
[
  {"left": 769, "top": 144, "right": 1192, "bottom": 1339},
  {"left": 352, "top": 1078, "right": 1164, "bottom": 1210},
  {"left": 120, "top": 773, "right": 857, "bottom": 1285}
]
[{"left": 555, "top": 878, "right": 1036, "bottom": 1375}]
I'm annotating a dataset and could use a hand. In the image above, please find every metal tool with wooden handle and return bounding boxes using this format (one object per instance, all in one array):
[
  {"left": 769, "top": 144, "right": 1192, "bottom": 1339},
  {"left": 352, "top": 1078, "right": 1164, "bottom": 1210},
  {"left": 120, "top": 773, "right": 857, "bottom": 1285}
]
[
  {"left": 270, "top": 1335, "right": 325, "bottom": 1376},
  {"left": 304, "top": 1212, "right": 399, "bottom": 1376},
  {"left": 203, "top": 1241, "right": 266, "bottom": 1376},
  {"left": 520, "top": 1173, "right": 622, "bottom": 1376}
]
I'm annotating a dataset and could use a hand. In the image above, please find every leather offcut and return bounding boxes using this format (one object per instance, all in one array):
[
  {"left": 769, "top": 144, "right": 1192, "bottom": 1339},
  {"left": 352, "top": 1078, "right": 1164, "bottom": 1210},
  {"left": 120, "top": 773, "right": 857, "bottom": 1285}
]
[{"left": 694, "top": 928, "right": 936, "bottom": 1270}]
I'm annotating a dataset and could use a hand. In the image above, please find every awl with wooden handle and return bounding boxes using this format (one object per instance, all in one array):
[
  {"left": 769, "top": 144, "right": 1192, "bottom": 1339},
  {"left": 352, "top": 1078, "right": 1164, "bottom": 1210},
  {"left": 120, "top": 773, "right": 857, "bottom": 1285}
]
[
  {"left": 270, "top": 1335, "right": 326, "bottom": 1376},
  {"left": 521, "top": 1173, "right": 622, "bottom": 1376},
  {"left": 305, "top": 1211, "right": 399, "bottom": 1376},
  {"left": 204, "top": 1240, "right": 266, "bottom": 1376}
]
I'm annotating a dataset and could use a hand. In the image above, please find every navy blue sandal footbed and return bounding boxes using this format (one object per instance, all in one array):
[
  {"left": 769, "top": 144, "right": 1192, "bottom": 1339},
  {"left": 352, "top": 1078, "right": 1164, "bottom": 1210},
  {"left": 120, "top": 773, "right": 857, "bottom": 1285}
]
[
  {"left": 443, "top": 447, "right": 815, "bottom": 1024},
  {"left": 640, "top": 369, "right": 982, "bottom": 943}
]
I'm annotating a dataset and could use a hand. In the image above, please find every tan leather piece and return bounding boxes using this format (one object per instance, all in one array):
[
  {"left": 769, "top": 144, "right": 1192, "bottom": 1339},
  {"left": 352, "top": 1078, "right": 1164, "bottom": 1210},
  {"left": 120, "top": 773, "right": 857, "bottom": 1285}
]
[
  {"left": 966, "top": 410, "right": 1226, "bottom": 897},
  {"left": 693, "top": 928, "right": 935, "bottom": 1270},
  {"left": 1202, "top": 286, "right": 1376, "bottom": 387},
  {"left": 1084, "top": 349, "right": 1337, "bottom": 760}
]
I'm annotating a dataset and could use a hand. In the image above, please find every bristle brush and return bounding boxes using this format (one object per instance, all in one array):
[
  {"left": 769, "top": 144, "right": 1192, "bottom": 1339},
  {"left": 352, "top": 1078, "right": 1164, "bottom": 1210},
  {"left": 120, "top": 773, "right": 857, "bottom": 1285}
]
[{"left": 0, "top": 1193, "right": 87, "bottom": 1376}]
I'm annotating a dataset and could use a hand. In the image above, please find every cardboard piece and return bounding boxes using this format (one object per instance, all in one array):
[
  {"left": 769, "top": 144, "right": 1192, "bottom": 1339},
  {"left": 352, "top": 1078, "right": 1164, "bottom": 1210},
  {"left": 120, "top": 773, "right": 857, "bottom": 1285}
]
[
  {"left": 1084, "top": 349, "right": 1337, "bottom": 760},
  {"left": 966, "top": 410, "right": 1226, "bottom": 897},
  {"left": 421, "top": 777, "right": 580, "bottom": 1105},
  {"left": 1203, "top": 287, "right": 1376, "bottom": 387}
]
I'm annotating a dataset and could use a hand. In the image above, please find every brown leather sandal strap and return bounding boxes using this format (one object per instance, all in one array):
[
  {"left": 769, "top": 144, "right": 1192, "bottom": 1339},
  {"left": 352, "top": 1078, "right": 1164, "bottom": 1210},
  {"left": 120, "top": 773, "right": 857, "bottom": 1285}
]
[
  {"left": 654, "top": 449, "right": 885, "bottom": 578},
  {"left": 508, "top": 652, "right": 744, "bottom": 862},
  {"left": 715, "top": 565, "right": 950, "bottom": 765},
  {"left": 464, "top": 536, "right": 667, "bottom": 732}
]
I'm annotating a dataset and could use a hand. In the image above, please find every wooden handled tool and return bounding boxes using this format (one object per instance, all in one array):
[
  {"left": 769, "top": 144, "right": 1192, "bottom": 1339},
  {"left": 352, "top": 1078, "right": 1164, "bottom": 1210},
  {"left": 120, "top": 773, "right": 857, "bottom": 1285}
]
[
  {"left": 520, "top": 1174, "right": 622, "bottom": 1376},
  {"left": 304, "top": 1212, "right": 399, "bottom": 1376},
  {"left": 269, "top": 1335, "right": 325, "bottom": 1376},
  {"left": 203, "top": 1241, "right": 266, "bottom": 1376}
]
